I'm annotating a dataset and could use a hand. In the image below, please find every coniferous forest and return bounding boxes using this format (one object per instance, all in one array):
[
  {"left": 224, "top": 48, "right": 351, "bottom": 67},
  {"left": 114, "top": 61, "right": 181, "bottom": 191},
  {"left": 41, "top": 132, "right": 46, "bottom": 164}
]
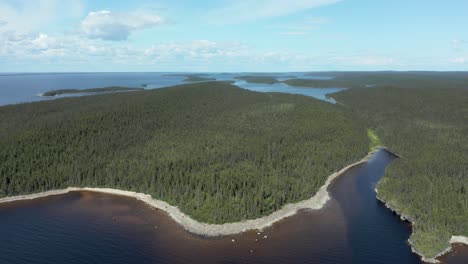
[
  {"left": 0, "top": 81, "right": 370, "bottom": 224},
  {"left": 2, "top": 73, "right": 467, "bottom": 258},
  {"left": 334, "top": 84, "right": 468, "bottom": 258}
]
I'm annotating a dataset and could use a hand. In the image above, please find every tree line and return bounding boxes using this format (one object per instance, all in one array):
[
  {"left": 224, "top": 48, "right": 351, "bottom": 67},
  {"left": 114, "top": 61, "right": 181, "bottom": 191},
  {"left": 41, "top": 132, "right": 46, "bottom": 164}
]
[
  {"left": 334, "top": 84, "right": 468, "bottom": 258},
  {"left": 0, "top": 82, "right": 370, "bottom": 224}
]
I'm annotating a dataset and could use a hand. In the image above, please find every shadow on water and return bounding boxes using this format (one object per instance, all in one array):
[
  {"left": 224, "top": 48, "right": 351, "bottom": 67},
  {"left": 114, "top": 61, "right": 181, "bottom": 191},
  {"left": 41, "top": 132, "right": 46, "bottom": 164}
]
[{"left": 0, "top": 149, "right": 466, "bottom": 264}]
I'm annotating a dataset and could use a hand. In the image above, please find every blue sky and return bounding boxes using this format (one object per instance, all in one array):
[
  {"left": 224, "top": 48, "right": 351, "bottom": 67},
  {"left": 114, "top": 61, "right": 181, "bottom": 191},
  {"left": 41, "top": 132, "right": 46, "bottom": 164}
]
[{"left": 0, "top": 0, "right": 467, "bottom": 72}]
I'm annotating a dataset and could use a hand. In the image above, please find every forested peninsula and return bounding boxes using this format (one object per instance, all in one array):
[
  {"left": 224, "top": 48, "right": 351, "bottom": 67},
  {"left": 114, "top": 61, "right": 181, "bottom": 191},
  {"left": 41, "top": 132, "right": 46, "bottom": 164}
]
[
  {"left": 334, "top": 83, "right": 468, "bottom": 261},
  {"left": 0, "top": 81, "right": 370, "bottom": 224},
  {"left": 2, "top": 72, "right": 467, "bottom": 262},
  {"left": 42, "top": 87, "right": 144, "bottom": 97},
  {"left": 183, "top": 76, "right": 216, "bottom": 82},
  {"left": 234, "top": 76, "right": 279, "bottom": 84}
]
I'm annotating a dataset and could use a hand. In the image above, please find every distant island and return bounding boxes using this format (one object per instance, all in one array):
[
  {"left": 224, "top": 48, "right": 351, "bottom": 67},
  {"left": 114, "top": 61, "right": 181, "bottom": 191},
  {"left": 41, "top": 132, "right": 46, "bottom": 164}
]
[
  {"left": 283, "top": 79, "right": 342, "bottom": 88},
  {"left": 42, "top": 87, "right": 144, "bottom": 97},
  {"left": 183, "top": 76, "right": 216, "bottom": 82},
  {"left": 234, "top": 75, "right": 279, "bottom": 84}
]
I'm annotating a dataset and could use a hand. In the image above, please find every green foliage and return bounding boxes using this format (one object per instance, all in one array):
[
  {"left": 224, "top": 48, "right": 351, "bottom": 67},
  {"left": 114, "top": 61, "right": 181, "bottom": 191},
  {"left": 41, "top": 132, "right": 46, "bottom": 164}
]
[
  {"left": 0, "top": 81, "right": 369, "bottom": 224},
  {"left": 43, "top": 87, "right": 144, "bottom": 96},
  {"left": 235, "top": 76, "right": 279, "bottom": 84},
  {"left": 283, "top": 79, "right": 344, "bottom": 88},
  {"left": 285, "top": 72, "right": 468, "bottom": 89},
  {"left": 367, "top": 129, "right": 381, "bottom": 150},
  {"left": 334, "top": 85, "right": 468, "bottom": 258},
  {"left": 183, "top": 76, "right": 216, "bottom": 82}
]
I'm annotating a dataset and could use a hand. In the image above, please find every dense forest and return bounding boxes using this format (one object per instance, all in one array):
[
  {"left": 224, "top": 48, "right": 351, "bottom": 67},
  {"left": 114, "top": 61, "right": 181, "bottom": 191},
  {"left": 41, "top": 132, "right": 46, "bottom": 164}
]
[
  {"left": 183, "top": 76, "right": 216, "bottom": 82},
  {"left": 284, "top": 71, "right": 468, "bottom": 89},
  {"left": 5, "top": 72, "right": 466, "bottom": 258},
  {"left": 42, "top": 87, "right": 144, "bottom": 97},
  {"left": 234, "top": 76, "right": 279, "bottom": 84},
  {"left": 334, "top": 85, "right": 468, "bottom": 258},
  {"left": 0, "top": 81, "right": 370, "bottom": 224}
]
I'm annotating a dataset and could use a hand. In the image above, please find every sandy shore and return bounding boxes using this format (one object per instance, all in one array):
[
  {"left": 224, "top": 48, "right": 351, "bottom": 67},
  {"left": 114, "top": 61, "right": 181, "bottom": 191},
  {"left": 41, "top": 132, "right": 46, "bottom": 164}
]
[
  {"left": 0, "top": 148, "right": 381, "bottom": 237},
  {"left": 375, "top": 191, "right": 468, "bottom": 263}
]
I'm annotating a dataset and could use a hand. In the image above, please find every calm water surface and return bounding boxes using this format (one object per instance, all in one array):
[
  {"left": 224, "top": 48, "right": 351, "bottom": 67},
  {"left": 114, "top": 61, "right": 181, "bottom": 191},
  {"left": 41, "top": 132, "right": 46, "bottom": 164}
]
[
  {"left": 234, "top": 81, "right": 343, "bottom": 103},
  {"left": 0, "top": 150, "right": 466, "bottom": 263},
  {"left": 0, "top": 72, "right": 341, "bottom": 106},
  {"left": 0, "top": 74, "right": 466, "bottom": 263}
]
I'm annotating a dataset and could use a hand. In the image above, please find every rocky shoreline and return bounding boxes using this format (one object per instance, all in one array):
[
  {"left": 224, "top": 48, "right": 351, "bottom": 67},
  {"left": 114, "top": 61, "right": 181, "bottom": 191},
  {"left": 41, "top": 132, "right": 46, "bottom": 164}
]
[
  {"left": 0, "top": 148, "right": 381, "bottom": 237},
  {"left": 375, "top": 190, "right": 468, "bottom": 263}
]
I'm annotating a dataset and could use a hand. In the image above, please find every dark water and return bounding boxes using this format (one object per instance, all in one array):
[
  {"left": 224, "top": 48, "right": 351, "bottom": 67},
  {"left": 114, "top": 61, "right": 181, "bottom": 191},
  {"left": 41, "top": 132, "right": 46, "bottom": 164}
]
[
  {"left": 0, "top": 73, "right": 465, "bottom": 263},
  {"left": 1, "top": 150, "right": 466, "bottom": 263},
  {"left": 0, "top": 72, "right": 342, "bottom": 106}
]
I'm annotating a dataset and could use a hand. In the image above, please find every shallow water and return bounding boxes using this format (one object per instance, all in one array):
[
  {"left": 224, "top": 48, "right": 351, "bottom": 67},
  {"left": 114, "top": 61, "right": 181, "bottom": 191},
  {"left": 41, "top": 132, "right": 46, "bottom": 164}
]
[
  {"left": 1, "top": 150, "right": 465, "bottom": 263},
  {"left": 0, "top": 72, "right": 341, "bottom": 106}
]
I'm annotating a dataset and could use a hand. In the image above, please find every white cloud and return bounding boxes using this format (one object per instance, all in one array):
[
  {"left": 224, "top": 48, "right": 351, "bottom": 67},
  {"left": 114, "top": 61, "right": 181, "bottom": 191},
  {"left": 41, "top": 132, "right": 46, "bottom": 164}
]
[
  {"left": 0, "top": 20, "right": 6, "bottom": 27},
  {"left": 452, "top": 57, "right": 466, "bottom": 64},
  {"left": 451, "top": 39, "right": 465, "bottom": 52},
  {"left": 146, "top": 40, "right": 245, "bottom": 57},
  {"left": 0, "top": 30, "right": 406, "bottom": 71},
  {"left": 1, "top": 32, "right": 98, "bottom": 60},
  {"left": 31, "top": 34, "right": 60, "bottom": 50},
  {"left": 81, "top": 10, "right": 165, "bottom": 41},
  {"left": 0, "top": 31, "right": 249, "bottom": 67},
  {"left": 209, "top": 0, "right": 341, "bottom": 24},
  {"left": 0, "top": 0, "right": 84, "bottom": 32}
]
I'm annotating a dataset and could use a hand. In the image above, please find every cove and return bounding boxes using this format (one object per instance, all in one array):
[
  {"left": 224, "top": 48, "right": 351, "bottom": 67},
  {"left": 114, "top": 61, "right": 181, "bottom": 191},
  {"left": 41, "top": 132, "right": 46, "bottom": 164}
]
[{"left": 1, "top": 149, "right": 466, "bottom": 263}]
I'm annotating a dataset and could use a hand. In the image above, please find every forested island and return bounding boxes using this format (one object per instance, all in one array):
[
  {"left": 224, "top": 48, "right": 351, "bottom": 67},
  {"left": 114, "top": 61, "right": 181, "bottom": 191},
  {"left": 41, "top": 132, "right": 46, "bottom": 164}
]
[
  {"left": 42, "top": 87, "right": 144, "bottom": 97},
  {"left": 0, "top": 81, "right": 370, "bottom": 224},
  {"left": 234, "top": 76, "right": 279, "bottom": 84},
  {"left": 284, "top": 71, "right": 468, "bottom": 89},
  {"left": 283, "top": 79, "right": 343, "bottom": 88},
  {"left": 183, "top": 76, "right": 216, "bottom": 82},
  {"left": 333, "top": 78, "right": 468, "bottom": 259}
]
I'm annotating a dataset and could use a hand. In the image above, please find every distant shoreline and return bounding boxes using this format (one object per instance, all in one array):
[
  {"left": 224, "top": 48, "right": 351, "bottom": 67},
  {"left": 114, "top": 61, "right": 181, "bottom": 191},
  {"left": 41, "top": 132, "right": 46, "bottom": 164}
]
[
  {"left": 41, "top": 87, "right": 144, "bottom": 97},
  {"left": 0, "top": 148, "right": 381, "bottom": 237}
]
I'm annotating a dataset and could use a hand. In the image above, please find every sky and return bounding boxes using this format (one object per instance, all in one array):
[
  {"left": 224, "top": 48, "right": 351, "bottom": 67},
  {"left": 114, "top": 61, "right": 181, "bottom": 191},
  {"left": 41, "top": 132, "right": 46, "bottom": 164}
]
[{"left": 0, "top": 0, "right": 467, "bottom": 72}]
